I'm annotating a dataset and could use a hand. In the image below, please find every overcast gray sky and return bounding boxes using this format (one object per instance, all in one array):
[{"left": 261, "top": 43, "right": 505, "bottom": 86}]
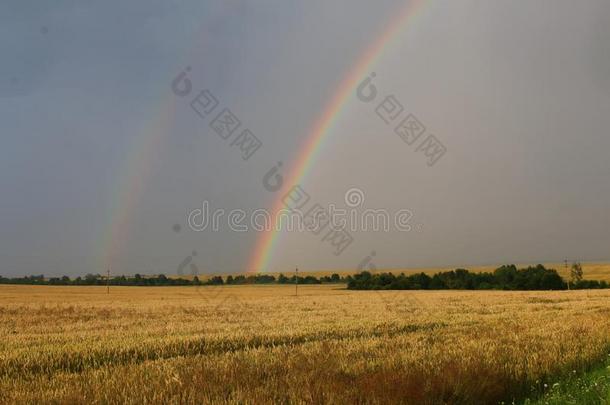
[{"left": 1, "top": 0, "right": 609, "bottom": 276}]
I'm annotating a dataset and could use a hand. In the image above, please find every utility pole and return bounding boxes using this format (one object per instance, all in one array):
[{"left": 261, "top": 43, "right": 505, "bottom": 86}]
[
  {"left": 565, "top": 259, "right": 570, "bottom": 291},
  {"left": 295, "top": 267, "right": 298, "bottom": 297},
  {"left": 107, "top": 268, "right": 110, "bottom": 294}
]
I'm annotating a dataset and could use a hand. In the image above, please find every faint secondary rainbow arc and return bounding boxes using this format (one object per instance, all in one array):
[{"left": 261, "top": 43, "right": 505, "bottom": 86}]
[
  {"left": 248, "top": 0, "right": 430, "bottom": 272},
  {"left": 101, "top": 22, "right": 214, "bottom": 274},
  {"left": 102, "top": 96, "right": 177, "bottom": 273}
]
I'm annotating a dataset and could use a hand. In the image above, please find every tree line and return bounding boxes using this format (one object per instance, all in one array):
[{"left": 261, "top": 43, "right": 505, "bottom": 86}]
[
  {"left": 0, "top": 272, "right": 344, "bottom": 286},
  {"left": 1, "top": 264, "right": 607, "bottom": 290},
  {"left": 347, "top": 264, "right": 609, "bottom": 291}
]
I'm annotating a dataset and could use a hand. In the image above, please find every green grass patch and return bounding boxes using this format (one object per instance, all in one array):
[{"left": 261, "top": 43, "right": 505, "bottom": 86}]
[{"left": 522, "top": 356, "right": 610, "bottom": 404}]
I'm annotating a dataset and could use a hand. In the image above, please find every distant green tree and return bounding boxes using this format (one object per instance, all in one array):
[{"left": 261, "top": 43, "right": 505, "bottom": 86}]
[
  {"left": 207, "top": 276, "right": 224, "bottom": 285},
  {"left": 570, "top": 262, "right": 583, "bottom": 286}
]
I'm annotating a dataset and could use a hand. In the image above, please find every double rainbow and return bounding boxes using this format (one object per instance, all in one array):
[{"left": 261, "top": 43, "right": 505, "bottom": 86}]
[{"left": 102, "top": 1, "right": 432, "bottom": 274}]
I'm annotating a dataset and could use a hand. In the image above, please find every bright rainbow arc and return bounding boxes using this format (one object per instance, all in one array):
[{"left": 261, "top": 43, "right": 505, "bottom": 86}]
[{"left": 247, "top": 0, "right": 430, "bottom": 272}]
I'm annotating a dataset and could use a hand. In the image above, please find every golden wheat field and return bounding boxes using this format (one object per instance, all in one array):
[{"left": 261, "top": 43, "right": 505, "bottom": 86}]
[{"left": 0, "top": 284, "right": 609, "bottom": 404}]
